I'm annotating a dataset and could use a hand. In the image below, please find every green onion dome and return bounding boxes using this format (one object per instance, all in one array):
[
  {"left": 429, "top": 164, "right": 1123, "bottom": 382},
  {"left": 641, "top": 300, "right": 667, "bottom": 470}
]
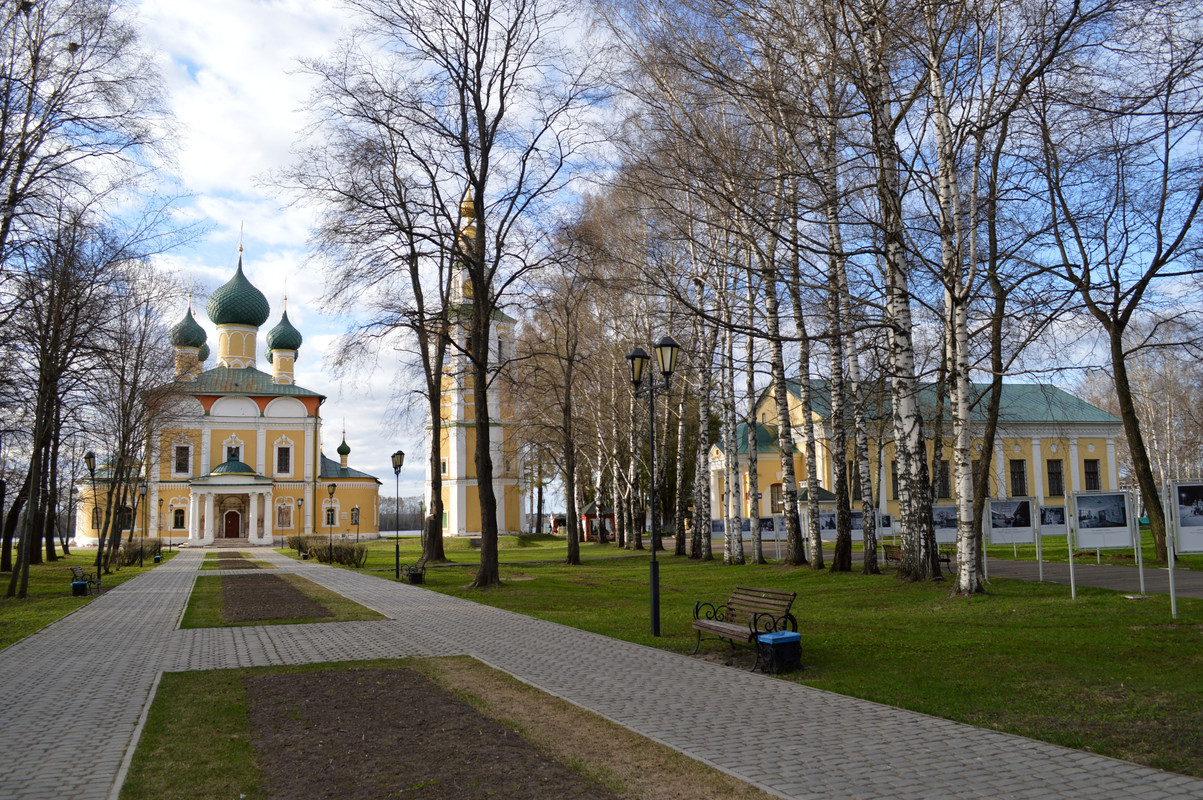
[
  {"left": 266, "top": 309, "right": 303, "bottom": 352},
  {"left": 169, "top": 309, "right": 207, "bottom": 348},
  {"left": 211, "top": 454, "right": 256, "bottom": 475},
  {"left": 198, "top": 342, "right": 210, "bottom": 363},
  {"left": 337, "top": 436, "right": 351, "bottom": 457},
  {"left": 207, "top": 257, "right": 270, "bottom": 327}
]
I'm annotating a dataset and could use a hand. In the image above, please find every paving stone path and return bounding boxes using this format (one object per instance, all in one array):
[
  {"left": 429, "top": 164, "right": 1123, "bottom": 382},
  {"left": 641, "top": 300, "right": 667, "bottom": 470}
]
[{"left": 2, "top": 548, "right": 1202, "bottom": 800}]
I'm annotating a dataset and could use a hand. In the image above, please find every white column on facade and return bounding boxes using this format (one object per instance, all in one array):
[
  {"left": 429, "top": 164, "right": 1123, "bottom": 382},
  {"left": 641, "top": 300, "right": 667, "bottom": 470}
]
[
  {"left": 204, "top": 493, "right": 216, "bottom": 545},
  {"left": 1032, "top": 439, "right": 1044, "bottom": 504},
  {"left": 1106, "top": 438, "right": 1118, "bottom": 491},
  {"left": 1068, "top": 438, "right": 1080, "bottom": 494},
  {"left": 188, "top": 492, "right": 200, "bottom": 544},
  {"left": 149, "top": 484, "right": 159, "bottom": 539},
  {"left": 249, "top": 492, "right": 258, "bottom": 542},
  {"left": 994, "top": 440, "right": 1007, "bottom": 499}
]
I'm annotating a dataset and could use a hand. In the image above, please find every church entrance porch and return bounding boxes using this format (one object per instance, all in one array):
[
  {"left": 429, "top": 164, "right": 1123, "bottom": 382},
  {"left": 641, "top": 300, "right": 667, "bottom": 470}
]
[{"left": 188, "top": 479, "right": 275, "bottom": 546}]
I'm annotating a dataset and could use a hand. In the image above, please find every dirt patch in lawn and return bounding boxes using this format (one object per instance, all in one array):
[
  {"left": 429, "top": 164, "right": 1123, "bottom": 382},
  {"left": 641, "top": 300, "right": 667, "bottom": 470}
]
[
  {"left": 245, "top": 667, "right": 622, "bottom": 800},
  {"left": 216, "top": 559, "right": 260, "bottom": 570},
  {"left": 221, "top": 573, "right": 333, "bottom": 624}
]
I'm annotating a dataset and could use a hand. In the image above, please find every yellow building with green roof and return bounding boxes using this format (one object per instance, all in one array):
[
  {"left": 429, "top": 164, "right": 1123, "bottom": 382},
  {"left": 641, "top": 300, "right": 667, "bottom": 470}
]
[{"left": 76, "top": 255, "right": 381, "bottom": 547}]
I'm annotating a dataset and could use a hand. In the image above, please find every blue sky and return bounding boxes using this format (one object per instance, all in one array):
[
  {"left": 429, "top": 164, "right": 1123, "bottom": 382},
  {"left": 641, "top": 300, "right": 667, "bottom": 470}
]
[{"left": 136, "top": 0, "right": 426, "bottom": 497}]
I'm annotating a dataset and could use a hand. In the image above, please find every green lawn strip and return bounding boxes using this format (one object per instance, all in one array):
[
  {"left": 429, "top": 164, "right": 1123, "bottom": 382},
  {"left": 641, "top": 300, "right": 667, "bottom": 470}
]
[
  {"left": 120, "top": 667, "right": 262, "bottom": 800},
  {"left": 425, "top": 554, "right": 1203, "bottom": 777},
  {"left": 282, "top": 534, "right": 641, "bottom": 578},
  {"left": 180, "top": 573, "right": 384, "bottom": 628},
  {"left": 0, "top": 550, "right": 175, "bottom": 650}
]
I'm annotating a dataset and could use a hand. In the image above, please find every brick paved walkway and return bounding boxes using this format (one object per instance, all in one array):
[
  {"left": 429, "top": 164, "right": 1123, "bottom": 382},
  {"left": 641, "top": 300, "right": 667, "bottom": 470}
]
[{"left": 2, "top": 548, "right": 1202, "bottom": 800}]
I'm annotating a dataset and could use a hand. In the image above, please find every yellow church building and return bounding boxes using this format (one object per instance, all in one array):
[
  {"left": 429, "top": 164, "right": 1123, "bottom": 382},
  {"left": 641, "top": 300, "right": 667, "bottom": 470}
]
[
  {"left": 711, "top": 380, "right": 1124, "bottom": 530},
  {"left": 76, "top": 255, "right": 381, "bottom": 547},
  {"left": 427, "top": 193, "right": 524, "bottom": 536}
]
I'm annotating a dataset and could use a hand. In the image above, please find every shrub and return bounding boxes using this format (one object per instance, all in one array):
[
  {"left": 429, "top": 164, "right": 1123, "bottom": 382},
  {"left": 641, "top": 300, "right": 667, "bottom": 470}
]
[
  {"left": 303, "top": 538, "right": 367, "bottom": 567},
  {"left": 118, "top": 539, "right": 162, "bottom": 567}
]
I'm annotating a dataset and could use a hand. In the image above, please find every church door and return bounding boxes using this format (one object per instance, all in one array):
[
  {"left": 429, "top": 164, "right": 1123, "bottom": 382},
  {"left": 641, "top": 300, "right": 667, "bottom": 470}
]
[{"left": 224, "top": 510, "right": 241, "bottom": 538}]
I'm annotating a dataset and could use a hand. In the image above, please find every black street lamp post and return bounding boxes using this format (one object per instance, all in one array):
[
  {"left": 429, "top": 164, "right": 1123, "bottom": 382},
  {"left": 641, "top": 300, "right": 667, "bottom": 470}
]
[
  {"left": 327, "top": 483, "right": 337, "bottom": 553},
  {"left": 626, "top": 335, "right": 680, "bottom": 637},
  {"left": 138, "top": 482, "right": 146, "bottom": 567},
  {"left": 296, "top": 498, "right": 303, "bottom": 550},
  {"left": 158, "top": 498, "right": 165, "bottom": 553},
  {"left": 84, "top": 451, "right": 101, "bottom": 586},
  {"left": 392, "top": 450, "right": 405, "bottom": 580}
]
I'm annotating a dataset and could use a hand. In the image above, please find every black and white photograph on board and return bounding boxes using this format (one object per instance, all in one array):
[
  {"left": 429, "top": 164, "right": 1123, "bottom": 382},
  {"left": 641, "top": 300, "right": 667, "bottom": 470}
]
[
  {"left": 989, "top": 498, "right": 1035, "bottom": 544},
  {"left": 1173, "top": 482, "right": 1203, "bottom": 554},
  {"left": 931, "top": 504, "right": 958, "bottom": 543},
  {"left": 1175, "top": 483, "right": 1203, "bottom": 528},
  {"left": 1039, "top": 505, "right": 1067, "bottom": 535},
  {"left": 1073, "top": 492, "right": 1131, "bottom": 548},
  {"left": 816, "top": 511, "right": 870, "bottom": 541}
]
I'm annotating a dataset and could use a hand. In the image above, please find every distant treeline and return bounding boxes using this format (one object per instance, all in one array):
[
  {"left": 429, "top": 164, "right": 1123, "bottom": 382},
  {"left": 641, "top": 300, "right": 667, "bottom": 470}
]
[{"left": 378, "top": 496, "right": 426, "bottom": 532}]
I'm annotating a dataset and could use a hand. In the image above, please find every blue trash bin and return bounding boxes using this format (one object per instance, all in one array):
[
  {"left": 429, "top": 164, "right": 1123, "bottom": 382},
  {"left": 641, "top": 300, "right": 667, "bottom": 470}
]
[{"left": 71, "top": 581, "right": 88, "bottom": 597}]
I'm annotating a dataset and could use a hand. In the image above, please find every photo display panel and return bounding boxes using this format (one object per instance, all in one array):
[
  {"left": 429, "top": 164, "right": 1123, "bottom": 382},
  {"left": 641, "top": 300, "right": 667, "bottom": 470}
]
[
  {"left": 816, "top": 511, "right": 874, "bottom": 542},
  {"left": 1072, "top": 492, "right": 1132, "bottom": 549},
  {"left": 1038, "top": 505, "right": 1067, "bottom": 535},
  {"left": 931, "top": 504, "right": 958, "bottom": 544},
  {"left": 988, "top": 498, "right": 1035, "bottom": 544},
  {"left": 1173, "top": 482, "right": 1203, "bottom": 553}
]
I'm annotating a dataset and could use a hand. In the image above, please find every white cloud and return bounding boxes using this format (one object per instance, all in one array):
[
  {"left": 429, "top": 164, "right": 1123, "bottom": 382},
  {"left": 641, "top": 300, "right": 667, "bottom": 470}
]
[{"left": 134, "top": 0, "right": 431, "bottom": 497}]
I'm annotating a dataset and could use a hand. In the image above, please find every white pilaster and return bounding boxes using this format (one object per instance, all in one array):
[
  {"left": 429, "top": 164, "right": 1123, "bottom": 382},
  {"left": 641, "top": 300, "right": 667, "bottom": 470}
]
[
  {"left": 256, "top": 427, "right": 266, "bottom": 475},
  {"left": 994, "top": 440, "right": 1007, "bottom": 499},
  {"left": 1032, "top": 439, "right": 1044, "bottom": 504},
  {"left": 1068, "top": 438, "right": 1080, "bottom": 494},
  {"left": 1106, "top": 438, "right": 1118, "bottom": 491}
]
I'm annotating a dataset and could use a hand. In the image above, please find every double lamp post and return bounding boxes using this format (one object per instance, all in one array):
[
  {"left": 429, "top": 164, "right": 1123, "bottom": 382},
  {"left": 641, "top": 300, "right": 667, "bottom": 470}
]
[{"left": 626, "top": 335, "right": 680, "bottom": 638}]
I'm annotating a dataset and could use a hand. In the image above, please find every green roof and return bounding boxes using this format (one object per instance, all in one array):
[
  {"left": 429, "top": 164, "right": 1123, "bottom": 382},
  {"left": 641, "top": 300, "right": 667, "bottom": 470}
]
[
  {"left": 780, "top": 380, "right": 1119, "bottom": 425},
  {"left": 798, "top": 486, "right": 838, "bottom": 502},
  {"left": 188, "top": 366, "right": 323, "bottom": 399},
  {"left": 210, "top": 455, "right": 257, "bottom": 475},
  {"left": 718, "top": 422, "right": 782, "bottom": 456},
  {"left": 320, "top": 454, "right": 380, "bottom": 483}
]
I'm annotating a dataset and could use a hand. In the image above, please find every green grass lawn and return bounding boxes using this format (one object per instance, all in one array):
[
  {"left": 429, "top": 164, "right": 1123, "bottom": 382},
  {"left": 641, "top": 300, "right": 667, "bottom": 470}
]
[
  {"left": 410, "top": 549, "right": 1203, "bottom": 776},
  {"left": 285, "top": 534, "right": 642, "bottom": 576},
  {"left": 0, "top": 550, "right": 175, "bottom": 650}
]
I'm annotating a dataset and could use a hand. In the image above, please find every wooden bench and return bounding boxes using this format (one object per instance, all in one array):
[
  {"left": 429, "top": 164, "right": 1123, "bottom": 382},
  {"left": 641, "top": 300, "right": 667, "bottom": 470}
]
[
  {"left": 69, "top": 566, "right": 99, "bottom": 595},
  {"left": 692, "top": 586, "right": 797, "bottom": 672}
]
